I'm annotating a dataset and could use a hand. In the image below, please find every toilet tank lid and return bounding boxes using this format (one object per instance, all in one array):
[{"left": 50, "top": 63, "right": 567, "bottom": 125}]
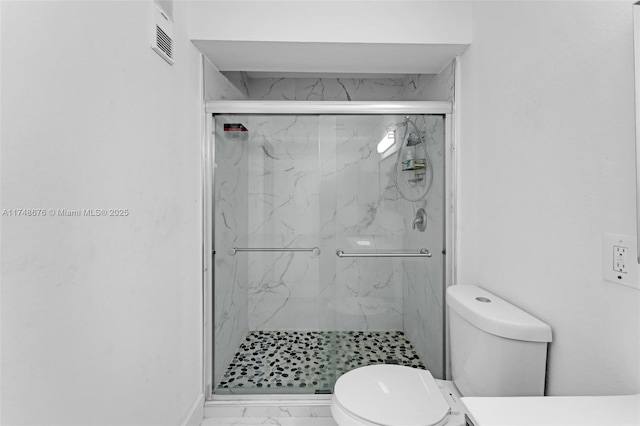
[{"left": 446, "top": 285, "right": 552, "bottom": 343}]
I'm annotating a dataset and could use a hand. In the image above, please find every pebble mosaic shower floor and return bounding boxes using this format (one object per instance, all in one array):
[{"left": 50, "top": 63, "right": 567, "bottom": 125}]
[{"left": 216, "top": 331, "right": 425, "bottom": 394}]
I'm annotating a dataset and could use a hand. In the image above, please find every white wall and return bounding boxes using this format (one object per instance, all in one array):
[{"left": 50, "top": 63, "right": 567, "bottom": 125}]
[
  {"left": 458, "top": 1, "right": 640, "bottom": 395},
  {"left": 189, "top": 1, "right": 471, "bottom": 45},
  {"left": 1, "top": 1, "right": 203, "bottom": 424},
  {"left": 189, "top": 1, "right": 471, "bottom": 75}
]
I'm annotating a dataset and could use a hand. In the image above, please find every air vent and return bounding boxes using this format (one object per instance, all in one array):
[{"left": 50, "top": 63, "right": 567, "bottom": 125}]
[
  {"left": 150, "top": 3, "right": 174, "bottom": 65},
  {"left": 156, "top": 25, "right": 172, "bottom": 58}
]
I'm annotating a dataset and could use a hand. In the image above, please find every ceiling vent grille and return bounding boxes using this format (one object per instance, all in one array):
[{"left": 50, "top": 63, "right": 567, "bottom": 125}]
[{"left": 150, "top": 2, "right": 174, "bottom": 65}]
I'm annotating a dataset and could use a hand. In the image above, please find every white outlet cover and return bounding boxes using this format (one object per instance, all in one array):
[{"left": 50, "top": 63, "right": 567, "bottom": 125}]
[{"left": 603, "top": 233, "right": 639, "bottom": 290}]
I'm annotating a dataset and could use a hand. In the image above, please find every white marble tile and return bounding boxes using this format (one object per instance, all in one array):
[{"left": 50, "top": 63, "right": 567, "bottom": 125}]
[
  {"left": 214, "top": 109, "right": 446, "bottom": 376},
  {"left": 245, "top": 233, "right": 322, "bottom": 329},
  {"left": 201, "top": 417, "right": 337, "bottom": 426},
  {"left": 404, "top": 60, "right": 455, "bottom": 102},
  {"left": 402, "top": 115, "right": 446, "bottom": 378},
  {"left": 214, "top": 116, "right": 252, "bottom": 387},
  {"left": 246, "top": 78, "right": 407, "bottom": 102},
  {"left": 205, "top": 405, "right": 333, "bottom": 419},
  {"left": 246, "top": 78, "right": 297, "bottom": 101},
  {"left": 220, "top": 71, "right": 251, "bottom": 99},
  {"left": 204, "top": 61, "right": 249, "bottom": 101}
]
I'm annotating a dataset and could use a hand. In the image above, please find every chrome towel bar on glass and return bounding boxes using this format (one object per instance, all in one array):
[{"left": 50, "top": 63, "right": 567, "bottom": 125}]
[
  {"left": 228, "top": 247, "right": 321, "bottom": 256},
  {"left": 335, "top": 248, "right": 432, "bottom": 258}
]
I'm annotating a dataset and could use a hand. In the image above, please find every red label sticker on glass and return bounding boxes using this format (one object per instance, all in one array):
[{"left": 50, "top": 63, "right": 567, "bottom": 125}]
[{"left": 224, "top": 123, "right": 248, "bottom": 132}]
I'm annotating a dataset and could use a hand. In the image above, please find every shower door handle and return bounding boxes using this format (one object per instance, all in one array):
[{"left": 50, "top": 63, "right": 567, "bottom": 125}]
[
  {"left": 228, "top": 247, "right": 321, "bottom": 256},
  {"left": 335, "top": 248, "right": 432, "bottom": 258}
]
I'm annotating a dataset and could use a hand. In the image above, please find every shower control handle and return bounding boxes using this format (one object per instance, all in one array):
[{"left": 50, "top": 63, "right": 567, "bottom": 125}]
[{"left": 413, "top": 208, "right": 427, "bottom": 232}]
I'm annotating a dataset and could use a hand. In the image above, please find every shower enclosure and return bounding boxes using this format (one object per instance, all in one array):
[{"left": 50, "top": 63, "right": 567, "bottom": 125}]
[{"left": 203, "top": 102, "right": 453, "bottom": 398}]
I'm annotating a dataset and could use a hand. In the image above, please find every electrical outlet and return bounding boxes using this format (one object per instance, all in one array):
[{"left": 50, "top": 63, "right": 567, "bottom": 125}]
[
  {"left": 603, "top": 233, "right": 638, "bottom": 289},
  {"left": 615, "top": 246, "right": 627, "bottom": 258},
  {"left": 613, "top": 245, "right": 628, "bottom": 273},
  {"left": 614, "top": 260, "right": 627, "bottom": 273}
]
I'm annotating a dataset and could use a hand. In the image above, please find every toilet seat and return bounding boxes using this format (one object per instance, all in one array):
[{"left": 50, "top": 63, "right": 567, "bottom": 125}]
[{"left": 331, "top": 365, "right": 451, "bottom": 426}]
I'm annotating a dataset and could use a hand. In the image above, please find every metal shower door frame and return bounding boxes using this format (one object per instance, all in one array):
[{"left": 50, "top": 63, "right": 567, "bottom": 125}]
[{"left": 202, "top": 101, "right": 456, "bottom": 403}]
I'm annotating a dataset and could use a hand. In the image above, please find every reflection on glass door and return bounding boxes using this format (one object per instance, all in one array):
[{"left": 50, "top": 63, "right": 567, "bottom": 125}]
[{"left": 212, "top": 114, "right": 445, "bottom": 395}]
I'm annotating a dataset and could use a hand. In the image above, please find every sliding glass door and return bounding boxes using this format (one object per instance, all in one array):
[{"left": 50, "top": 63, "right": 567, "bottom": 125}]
[{"left": 211, "top": 112, "right": 446, "bottom": 395}]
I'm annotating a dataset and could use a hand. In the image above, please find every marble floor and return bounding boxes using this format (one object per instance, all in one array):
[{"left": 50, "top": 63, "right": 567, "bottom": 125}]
[
  {"left": 201, "top": 417, "right": 337, "bottom": 426},
  {"left": 216, "top": 330, "right": 425, "bottom": 394}
]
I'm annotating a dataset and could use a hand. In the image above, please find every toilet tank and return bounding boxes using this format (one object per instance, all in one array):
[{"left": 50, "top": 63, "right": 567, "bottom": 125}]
[{"left": 446, "top": 285, "right": 552, "bottom": 397}]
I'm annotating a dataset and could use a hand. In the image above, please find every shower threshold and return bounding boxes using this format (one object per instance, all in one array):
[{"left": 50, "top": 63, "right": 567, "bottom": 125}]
[{"left": 215, "top": 330, "right": 425, "bottom": 396}]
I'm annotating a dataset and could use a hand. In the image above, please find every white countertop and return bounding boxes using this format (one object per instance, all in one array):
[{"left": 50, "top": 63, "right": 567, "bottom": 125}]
[{"left": 461, "top": 394, "right": 640, "bottom": 426}]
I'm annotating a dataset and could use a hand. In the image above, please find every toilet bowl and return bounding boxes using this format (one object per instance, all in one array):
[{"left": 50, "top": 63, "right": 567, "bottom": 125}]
[{"left": 331, "top": 285, "right": 553, "bottom": 426}]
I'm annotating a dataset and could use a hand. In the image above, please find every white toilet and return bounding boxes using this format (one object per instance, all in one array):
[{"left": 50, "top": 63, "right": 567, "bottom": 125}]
[
  {"left": 331, "top": 285, "right": 640, "bottom": 426},
  {"left": 330, "top": 285, "right": 554, "bottom": 426}
]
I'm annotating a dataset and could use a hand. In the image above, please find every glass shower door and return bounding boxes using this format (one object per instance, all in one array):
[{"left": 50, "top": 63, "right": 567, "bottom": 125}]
[
  {"left": 213, "top": 114, "right": 336, "bottom": 394},
  {"left": 328, "top": 115, "right": 445, "bottom": 379},
  {"left": 211, "top": 113, "right": 446, "bottom": 395}
]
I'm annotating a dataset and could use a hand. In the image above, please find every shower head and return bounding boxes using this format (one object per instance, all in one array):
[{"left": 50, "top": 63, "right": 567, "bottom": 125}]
[{"left": 406, "top": 132, "right": 422, "bottom": 146}]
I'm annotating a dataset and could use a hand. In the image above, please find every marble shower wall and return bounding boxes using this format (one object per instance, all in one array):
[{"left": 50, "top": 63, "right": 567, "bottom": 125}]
[
  {"left": 204, "top": 59, "right": 249, "bottom": 101},
  {"left": 401, "top": 115, "right": 446, "bottom": 379},
  {"left": 245, "top": 78, "right": 408, "bottom": 101},
  {"left": 236, "top": 114, "right": 446, "bottom": 341},
  {"left": 241, "top": 115, "right": 409, "bottom": 332},
  {"left": 204, "top": 57, "right": 251, "bottom": 387},
  {"left": 245, "top": 115, "right": 323, "bottom": 330},
  {"left": 209, "top": 63, "right": 454, "bottom": 103},
  {"left": 213, "top": 115, "right": 250, "bottom": 387},
  {"left": 321, "top": 115, "right": 407, "bottom": 332},
  {"left": 238, "top": 72, "right": 449, "bottom": 102},
  {"left": 213, "top": 113, "right": 448, "bottom": 376},
  {"left": 407, "top": 60, "right": 456, "bottom": 102},
  {"left": 216, "top": 63, "right": 455, "bottom": 102},
  {"left": 401, "top": 61, "right": 455, "bottom": 378}
]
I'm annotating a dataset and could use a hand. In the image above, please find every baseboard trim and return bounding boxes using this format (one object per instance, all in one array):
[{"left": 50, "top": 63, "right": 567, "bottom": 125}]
[{"left": 182, "top": 393, "right": 205, "bottom": 426}]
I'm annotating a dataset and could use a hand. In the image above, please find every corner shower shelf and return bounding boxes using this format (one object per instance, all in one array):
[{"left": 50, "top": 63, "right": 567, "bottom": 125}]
[
  {"left": 403, "top": 159, "right": 426, "bottom": 182},
  {"left": 402, "top": 161, "right": 426, "bottom": 171}
]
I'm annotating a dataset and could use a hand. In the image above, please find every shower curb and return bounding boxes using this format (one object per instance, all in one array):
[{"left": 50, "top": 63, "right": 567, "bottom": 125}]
[{"left": 204, "top": 397, "right": 332, "bottom": 418}]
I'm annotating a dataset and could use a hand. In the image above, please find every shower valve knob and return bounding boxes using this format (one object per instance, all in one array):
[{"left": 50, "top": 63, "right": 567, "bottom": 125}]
[{"left": 413, "top": 208, "right": 427, "bottom": 232}]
